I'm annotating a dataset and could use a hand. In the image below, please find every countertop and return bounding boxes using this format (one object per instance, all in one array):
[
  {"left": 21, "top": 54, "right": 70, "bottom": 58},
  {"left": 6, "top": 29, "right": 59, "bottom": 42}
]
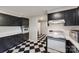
[
  {"left": 0, "top": 30, "right": 29, "bottom": 38},
  {"left": 69, "top": 30, "right": 79, "bottom": 50}
]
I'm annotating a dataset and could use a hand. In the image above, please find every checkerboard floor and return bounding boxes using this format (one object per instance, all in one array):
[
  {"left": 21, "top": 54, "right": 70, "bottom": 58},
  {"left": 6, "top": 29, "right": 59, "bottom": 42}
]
[{"left": 4, "top": 34, "right": 47, "bottom": 53}]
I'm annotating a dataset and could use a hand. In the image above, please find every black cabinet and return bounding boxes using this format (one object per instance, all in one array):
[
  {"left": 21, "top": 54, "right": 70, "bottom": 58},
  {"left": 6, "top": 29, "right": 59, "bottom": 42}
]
[
  {"left": 0, "top": 33, "right": 29, "bottom": 52},
  {"left": 0, "top": 13, "right": 29, "bottom": 26},
  {"left": 48, "top": 8, "right": 77, "bottom": 26},
  {"left": 66, "top": 40, "right": 73, "bottom": 53},
  {"left": 23, "top": 33, "right": 29, "bottom": 40},
  {"left": 0, "top": 34, "right": 25, "bottom": 52},
  {"left": 0, "top": 13, "right": 22, "bottom": 26},
  {"left": 48, "top": 11, "right": 64, "bottom": 21},
  {"left": 66, "top": 40, "right": 79, "bottom": 53},
  {"left": 64, "top": 9, "right": 76, "bottom": 26},
  {"left": 76, "top": 7, "right": 79, "bottom": 25},
  {"left": 22, "top": 18, "right": 29, "bottom": 27}
]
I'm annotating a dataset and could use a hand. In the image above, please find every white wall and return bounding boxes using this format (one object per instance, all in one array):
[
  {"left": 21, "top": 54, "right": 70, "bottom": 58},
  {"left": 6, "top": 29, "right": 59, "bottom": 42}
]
[
  {"left": 38, "top": 22, "right": 41, "bottom": 35},
  {"left": 40, "top": 15, "right": 48, "bottom": 35},
  {"left": 0, "top": 26, "right": 22, "bottom": 38},
  {"left": 29, "top": 14, "right": 47, "bottom": 42},
  {"left": 29, "top": 17, "right": 38, "bottom": 42},
  {"left": 40, "top": 22, "right": 47, "bottom": 34}
]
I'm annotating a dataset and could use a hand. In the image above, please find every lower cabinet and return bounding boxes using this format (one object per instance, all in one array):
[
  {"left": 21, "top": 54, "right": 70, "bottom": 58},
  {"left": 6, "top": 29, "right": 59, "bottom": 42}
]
[
  {"left": 66, "top": 40, "right": 79, "bottom": 53},
  {"left": 0, "top": 33, "right": 29, "bottom": 53},
  {"left": 23, "top": 33, "right": 29, "bottom": 40}
]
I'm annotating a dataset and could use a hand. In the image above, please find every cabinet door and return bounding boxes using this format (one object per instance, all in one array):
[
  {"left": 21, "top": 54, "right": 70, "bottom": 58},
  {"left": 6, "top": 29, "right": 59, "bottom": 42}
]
[
  {"left": 9, "top": 16, "right": 22, "bottom": 26},
  {"left": 77, "top": 32, "right": 79, "bottom": 43},
  {"left": 76, "top": 7, "right": 79, "bottom": 25},
  {"left": 0, "top": 13, "right": 22, "bottom": 26},
  {"left": 48, "top": 14, "right": 53, "bottom": 21},
  {"left": 0, "top": 34, "right": 24, "bottom": 52},
  {"left": 66, "top": 40, "right": 73, "bottom": 53},
  {"left": 64, "top": 9, "right": 76, "bottom": 26},
  {"left": 22, "top": 18, "right": 29, "bottom": 27},
  {"left": 66, "top": 40, "right": 79, "bottom": 53},
  {"left": 23, "top": 33, "right": 29, "bottom": 40},
  {"left": 48, "top": 11, "right": 64, "bottom": 21}
]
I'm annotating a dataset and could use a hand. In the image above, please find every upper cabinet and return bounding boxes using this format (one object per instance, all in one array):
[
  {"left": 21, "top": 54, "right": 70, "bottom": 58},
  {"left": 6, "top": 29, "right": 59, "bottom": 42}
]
[
  {"left": 0, "top": 13, "right": 22, "bottom": 26},
  {"left": 76, "top": 7, "right": 79, "bottom": 25},
  {"left": 64, "top": 9, "right": 76, "bottom": 26},
  {"left": 21, "top": 18, "right": 29, "bottom": 27},
  {"left": 48, "top": 11, "right": 64, "bottom": 21},
  {"left": 48, "top": 8, "right": 78, "bottom": 26},
  {"left": 0, "top": 13, "right": 29, "bottom": 26}
]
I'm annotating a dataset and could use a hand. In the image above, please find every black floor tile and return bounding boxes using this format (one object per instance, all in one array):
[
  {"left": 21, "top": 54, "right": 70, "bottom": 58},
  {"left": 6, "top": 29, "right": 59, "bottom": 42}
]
[
  {"left": 30, "top": 46, "right": 34, "bottom": 49},
  {"left": 35, "top": 48, "right": 40, "bottom": 52},
  {"left": 24, "top": 50, "right": 29, "bottom": 53},
  {"left": 19, "top": 48, "right": 25, "bottom": 52}
]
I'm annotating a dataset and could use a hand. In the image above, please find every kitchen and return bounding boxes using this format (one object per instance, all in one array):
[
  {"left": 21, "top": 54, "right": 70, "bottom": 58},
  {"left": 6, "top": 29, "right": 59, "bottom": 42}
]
[{"left": 0, "top": 6, "right": 79, "bottom": 53}]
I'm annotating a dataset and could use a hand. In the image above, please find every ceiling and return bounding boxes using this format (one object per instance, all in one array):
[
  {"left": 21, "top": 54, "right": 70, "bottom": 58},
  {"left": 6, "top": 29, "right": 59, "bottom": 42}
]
[{"left": 0, "top": 6, "right": 77, "bottom": 18}]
